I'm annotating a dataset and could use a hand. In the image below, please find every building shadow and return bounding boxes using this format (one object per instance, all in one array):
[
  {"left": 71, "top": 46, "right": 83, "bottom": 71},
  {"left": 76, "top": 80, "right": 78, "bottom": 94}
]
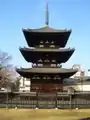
[{"left": 80, "top": 117, "right": 90, "bottom": 120}]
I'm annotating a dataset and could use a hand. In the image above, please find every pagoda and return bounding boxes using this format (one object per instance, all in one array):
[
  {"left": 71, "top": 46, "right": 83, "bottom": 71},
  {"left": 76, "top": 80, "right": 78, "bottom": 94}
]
[{"left": 16, "top": 3, "right": 77, "bottom": 93}]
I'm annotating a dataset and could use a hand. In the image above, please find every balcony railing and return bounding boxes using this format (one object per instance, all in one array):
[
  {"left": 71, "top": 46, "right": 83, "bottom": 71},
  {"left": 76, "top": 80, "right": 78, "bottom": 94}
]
[{"left": 0, "top": 90, "right": 90, "bottom": 96}]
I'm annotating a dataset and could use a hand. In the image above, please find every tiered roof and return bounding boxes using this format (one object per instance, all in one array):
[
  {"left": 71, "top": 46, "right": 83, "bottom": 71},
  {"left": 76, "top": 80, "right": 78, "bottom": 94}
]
[
  {"left": 16, "top": 26, "right": 77, "bottom": 76},
  {"left": 16, "top": 3, "right": 77, "bottom": 79}
]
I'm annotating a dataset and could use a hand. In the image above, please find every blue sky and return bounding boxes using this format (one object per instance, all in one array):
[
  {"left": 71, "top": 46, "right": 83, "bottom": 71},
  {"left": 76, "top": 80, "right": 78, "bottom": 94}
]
[{"left": 0, "top": 0, "right": 90, "bottom": 71}]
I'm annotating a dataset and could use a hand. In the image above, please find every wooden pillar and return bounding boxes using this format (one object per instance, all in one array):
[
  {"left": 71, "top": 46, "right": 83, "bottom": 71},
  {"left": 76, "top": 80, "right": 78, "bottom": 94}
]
[{"left": 55, "top": 92, "right": 57, "bottom": 108}]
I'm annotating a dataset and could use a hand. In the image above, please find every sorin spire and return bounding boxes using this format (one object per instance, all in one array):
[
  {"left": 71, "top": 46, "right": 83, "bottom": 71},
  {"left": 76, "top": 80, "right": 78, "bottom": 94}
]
[{"left": 45, "top": 2, "right": 49, "bottom": 26}]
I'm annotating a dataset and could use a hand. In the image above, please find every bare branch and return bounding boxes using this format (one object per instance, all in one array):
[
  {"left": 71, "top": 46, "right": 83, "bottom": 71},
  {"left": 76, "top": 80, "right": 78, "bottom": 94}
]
[{"left": 0, "top": 50, "right": 14, "bottom": 88}]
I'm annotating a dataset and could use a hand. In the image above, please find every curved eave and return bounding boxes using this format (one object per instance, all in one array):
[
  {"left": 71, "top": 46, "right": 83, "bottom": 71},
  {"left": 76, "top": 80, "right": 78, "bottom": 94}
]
[
  {"left": 22, "top": 26, "right": 72, "bottom": 33},
  {"left": 19, "top": 47, "right": 75, "bottom": 63},
  {"left": 22, "top": 27, "right": 71, "bottom": 47},
  {"left": 16, "top": 68, "right": 77, "bottom": 78}
]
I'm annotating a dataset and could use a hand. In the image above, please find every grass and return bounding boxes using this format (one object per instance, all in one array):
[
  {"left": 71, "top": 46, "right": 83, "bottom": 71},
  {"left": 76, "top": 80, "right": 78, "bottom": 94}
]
[{"left": 0, "top": 109, "right": 90, "bottom": 120}]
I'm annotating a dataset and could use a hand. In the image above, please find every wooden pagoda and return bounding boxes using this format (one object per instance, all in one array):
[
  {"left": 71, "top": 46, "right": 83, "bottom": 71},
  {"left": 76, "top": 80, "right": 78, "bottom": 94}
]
[{"left": 16, "top": 3, "right": 77, "bottom": 93}]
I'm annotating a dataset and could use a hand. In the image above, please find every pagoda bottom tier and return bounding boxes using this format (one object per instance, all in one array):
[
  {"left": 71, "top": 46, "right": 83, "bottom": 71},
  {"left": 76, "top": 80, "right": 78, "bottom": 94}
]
[
  {"left": 17, "top": 68, "right": 77, "bottom": 92},
  {"left": 31, "top": 83, "right": 63, "bottom": 92}
]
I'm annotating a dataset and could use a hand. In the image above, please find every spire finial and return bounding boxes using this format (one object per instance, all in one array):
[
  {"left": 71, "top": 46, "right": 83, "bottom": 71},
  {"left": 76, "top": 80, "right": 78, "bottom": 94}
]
[{"left": 45, "top": 1, "right": 49, "bottom": 26}]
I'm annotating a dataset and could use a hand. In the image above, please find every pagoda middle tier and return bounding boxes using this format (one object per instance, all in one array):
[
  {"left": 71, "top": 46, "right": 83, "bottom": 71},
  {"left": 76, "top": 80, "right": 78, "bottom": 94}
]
[{"left": 20, "top": 47, "right": 75, "bottom": 65}]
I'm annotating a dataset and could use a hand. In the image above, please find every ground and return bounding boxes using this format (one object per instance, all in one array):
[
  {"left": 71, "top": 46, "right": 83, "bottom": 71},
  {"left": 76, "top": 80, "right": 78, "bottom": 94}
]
[{"left": 0, "top": 109, "right": 90, "bottom": 120}]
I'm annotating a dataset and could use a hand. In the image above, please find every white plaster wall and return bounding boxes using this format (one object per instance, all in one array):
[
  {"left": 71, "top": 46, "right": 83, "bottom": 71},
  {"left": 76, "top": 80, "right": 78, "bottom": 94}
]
[
  {"left": 19, "top": 87, "right": 30, "bottom": 92},
  {"left": 24, "top": 80, "right": 30, "bottom": 85},
  {"left": 19, "top": 77, "right": 31, "bottom": 92},
  {"left": 64, "top": 84, "right": 90, "bottom": 91},
  {"left": 80, "top": 84, "right": 90, "bottom": 91},
  {"left": 19, "top": 77, "right": 24, "bottom": 87},
  {"left": 87, "top": 71, "right": 90, "bottom": 76},
  {"left": 64, "top": 85, "right": 80, "bottom": 91}
]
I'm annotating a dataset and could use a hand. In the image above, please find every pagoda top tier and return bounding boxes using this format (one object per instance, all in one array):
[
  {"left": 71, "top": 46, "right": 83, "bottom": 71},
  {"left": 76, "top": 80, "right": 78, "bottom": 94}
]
[
  {"left": 22, "top": 2, "right": 72, "bottom": 48},
  {"left": 22, "top": 26, "right": 71, "bottom": 48}
]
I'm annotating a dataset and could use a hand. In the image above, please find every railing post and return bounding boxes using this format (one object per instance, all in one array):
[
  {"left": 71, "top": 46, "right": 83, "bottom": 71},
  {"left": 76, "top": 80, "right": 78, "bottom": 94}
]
[
  {"left": 6, "top": 85, "right": 9, "bottom": 108},
  {"left": 69, "top": 95, "right": 72, "bottom": 109}
]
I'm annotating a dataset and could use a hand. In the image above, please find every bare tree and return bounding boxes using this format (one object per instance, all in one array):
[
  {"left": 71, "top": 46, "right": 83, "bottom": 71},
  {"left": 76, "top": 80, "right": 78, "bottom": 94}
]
[
  {"left": 0, "top": 51, "right": 12, "bottom": 68},
  {"left": 0, "top": 50, "right": 14, "bottom": 89},
  {"left": 10, "top": 77, "right": 21, "bottom": 92}
]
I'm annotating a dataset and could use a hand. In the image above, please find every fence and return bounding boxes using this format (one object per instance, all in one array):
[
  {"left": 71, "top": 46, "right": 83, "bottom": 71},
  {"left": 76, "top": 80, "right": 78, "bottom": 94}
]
[{"left": 0, "top": 91, "right": 90, "bottom": 109}]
